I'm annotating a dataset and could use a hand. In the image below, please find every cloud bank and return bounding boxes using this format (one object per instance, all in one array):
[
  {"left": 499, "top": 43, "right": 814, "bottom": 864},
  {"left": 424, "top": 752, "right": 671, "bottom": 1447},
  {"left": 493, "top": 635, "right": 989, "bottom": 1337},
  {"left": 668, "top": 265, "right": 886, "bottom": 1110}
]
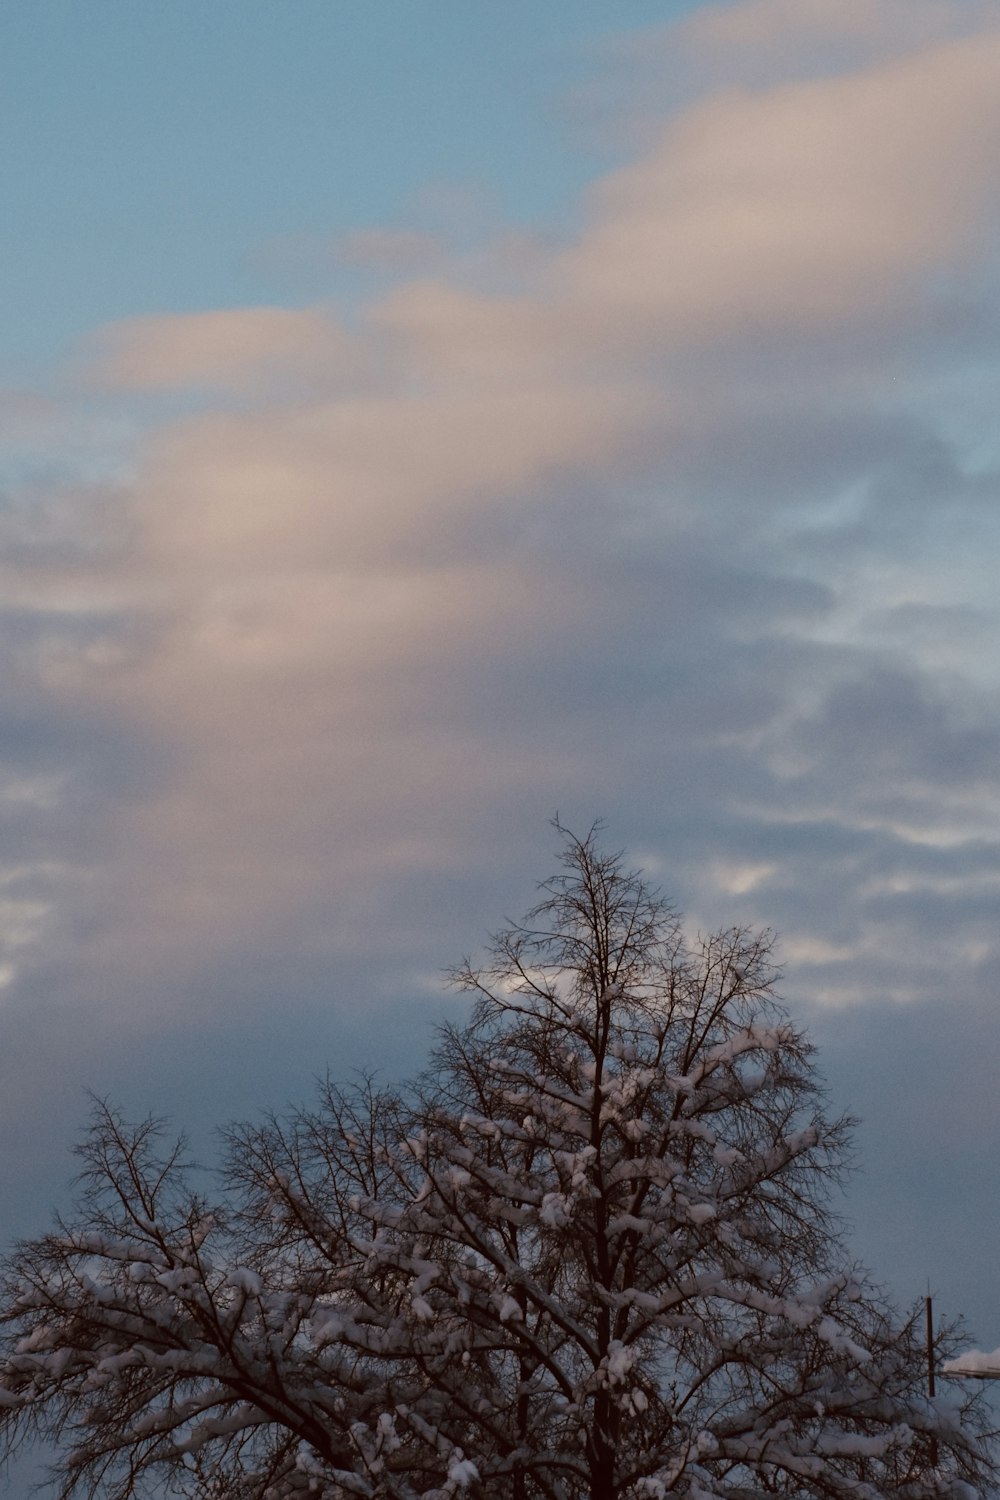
[{"left": 3, "top": 0, "right": 1000, "bottom": 1345}]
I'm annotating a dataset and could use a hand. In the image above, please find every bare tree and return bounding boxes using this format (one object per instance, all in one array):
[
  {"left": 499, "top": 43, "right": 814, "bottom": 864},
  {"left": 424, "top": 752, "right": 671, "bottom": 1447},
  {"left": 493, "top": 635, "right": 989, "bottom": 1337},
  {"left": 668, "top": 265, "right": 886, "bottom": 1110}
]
[{"left": 0, "top": 826, "right": 994, "bottom": 1499}]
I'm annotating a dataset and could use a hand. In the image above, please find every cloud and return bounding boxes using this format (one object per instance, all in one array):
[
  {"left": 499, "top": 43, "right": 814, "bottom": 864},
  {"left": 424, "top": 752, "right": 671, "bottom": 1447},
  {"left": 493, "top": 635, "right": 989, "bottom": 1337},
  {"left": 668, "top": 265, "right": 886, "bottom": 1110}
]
[
  {"left": 335, "top": 227, "right": 444, "bottom": 272},
  {"left": 676, "top": 0, "right": 1000, "bottom": 81},
  {"left": 5, "top": 11, "right": 998, "bottom": 1006},
  {"left": 0, "top": 389, "right": 61, "bottom": 435},
  {"left": 578, "top": 0, "right": 1000, "bottom": 151},
  {"left": 87, "top": 307, "right": 366, "bottom": 395},
  {"left": 569, "top": 29, "right": 1000, "bottom": 341},
  {"left": 377, "top": 27, "right": 1000, "bottom": 416},
  {"left": 5, "top": 8, "right": 1000, "bottom": 1374}
]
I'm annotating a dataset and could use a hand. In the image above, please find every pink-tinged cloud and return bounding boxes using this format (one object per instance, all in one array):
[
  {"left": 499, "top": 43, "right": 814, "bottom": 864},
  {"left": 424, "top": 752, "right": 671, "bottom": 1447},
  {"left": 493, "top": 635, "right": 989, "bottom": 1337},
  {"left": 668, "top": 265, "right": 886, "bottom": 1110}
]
[
  {"left": 6, "top": 12, "right": 1000, "bottom": 1418},
  {"left": 0, "top": 389, "right": 61, "bottom": 433},
  {"left": 88, "top": 307, "right": 365, "bottom": 395},
  {"left": 678, "top": 0, "right": 998, "bottom": 74},
  {"left": 127, "top": 380, "right": 656, "bottom": 579},
  {"left": 336, "top": 227, "right": 444, "bottom": 271},
  {"left": 8, "top": 1, "right": 1000, "bottom": 1014},
  {"left": 379, "top": 27, "right": 1000, "bottom": 377},
  {"left": 564, "top": 28, "right": 1000, "bottom": 339}
]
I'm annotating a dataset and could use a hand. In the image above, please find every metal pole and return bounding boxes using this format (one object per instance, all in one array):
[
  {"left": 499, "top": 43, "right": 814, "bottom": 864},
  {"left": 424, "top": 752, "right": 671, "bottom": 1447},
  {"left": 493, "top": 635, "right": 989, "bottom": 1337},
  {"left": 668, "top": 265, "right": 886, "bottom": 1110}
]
[{"left": 926, "top": 1294, "right": 939, "bottom": 1469}]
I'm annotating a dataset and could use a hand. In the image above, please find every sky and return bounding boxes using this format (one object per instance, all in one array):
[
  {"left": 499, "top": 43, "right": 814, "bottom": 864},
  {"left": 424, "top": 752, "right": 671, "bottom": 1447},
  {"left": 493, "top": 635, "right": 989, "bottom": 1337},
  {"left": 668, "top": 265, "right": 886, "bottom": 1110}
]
[{"left": 5, "top": 2, "right": 1000, "bottom": 1472}]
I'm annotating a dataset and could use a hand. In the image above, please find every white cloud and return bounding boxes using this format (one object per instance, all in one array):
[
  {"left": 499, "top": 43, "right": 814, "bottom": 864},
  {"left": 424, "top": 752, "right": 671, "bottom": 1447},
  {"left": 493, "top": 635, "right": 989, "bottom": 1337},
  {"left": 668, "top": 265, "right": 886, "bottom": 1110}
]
[
  {"left": 5, "top": 1, "right": 1000, "bottom": 1036},
  {"left": 87, "top": 307, "right": 366, "bottom": 396},
  {"left": 567, "top": 29, "right": 1000, "bottom": 340},
  {"left": 678, "top": 0, "right": 999, "bottom": 75}
]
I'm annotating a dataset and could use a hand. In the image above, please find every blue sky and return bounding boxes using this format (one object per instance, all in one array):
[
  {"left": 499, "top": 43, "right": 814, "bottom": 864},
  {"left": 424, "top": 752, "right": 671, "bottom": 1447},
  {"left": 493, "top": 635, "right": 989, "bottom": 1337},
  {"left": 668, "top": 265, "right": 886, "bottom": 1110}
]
[
  {"left": 5, "top": 10, "right": 1000, "bottom": 1483},
  {"left": 3, "top": 0, "right": 702, "bottom": 369}
]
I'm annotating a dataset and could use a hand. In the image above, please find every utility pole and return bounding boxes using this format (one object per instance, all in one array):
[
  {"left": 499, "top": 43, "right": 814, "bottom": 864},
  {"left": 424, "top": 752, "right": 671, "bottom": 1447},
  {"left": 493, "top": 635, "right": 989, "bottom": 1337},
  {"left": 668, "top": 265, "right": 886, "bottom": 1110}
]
[{"left": 926, "top": 1294, "right": 938, "bottom": 1470}]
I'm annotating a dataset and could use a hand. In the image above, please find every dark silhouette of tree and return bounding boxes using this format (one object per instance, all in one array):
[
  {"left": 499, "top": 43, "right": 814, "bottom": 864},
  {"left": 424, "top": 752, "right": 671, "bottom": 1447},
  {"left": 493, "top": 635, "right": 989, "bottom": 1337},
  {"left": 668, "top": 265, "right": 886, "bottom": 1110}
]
[{"left": 1, "top": 825, "right": 993, "bottom": 1498}]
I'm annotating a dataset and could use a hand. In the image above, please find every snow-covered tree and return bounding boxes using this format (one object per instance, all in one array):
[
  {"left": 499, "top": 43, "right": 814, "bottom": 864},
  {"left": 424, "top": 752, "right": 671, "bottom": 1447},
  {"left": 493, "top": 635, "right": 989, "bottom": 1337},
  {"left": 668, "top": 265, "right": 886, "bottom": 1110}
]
[{"left": 0, "top": 827, "right": 994, "bottom": 1499}]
